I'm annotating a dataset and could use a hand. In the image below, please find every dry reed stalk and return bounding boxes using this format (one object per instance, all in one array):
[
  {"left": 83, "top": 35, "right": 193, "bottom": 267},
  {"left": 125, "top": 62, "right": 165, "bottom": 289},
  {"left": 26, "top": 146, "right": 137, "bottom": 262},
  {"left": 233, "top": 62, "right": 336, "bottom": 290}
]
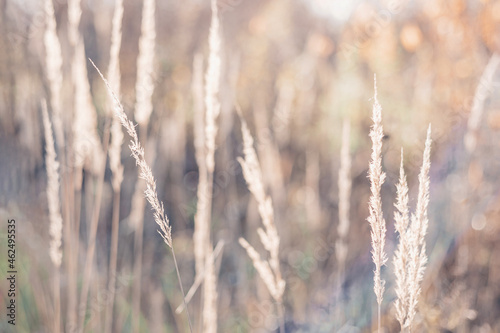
[
  {"left": 134, "top": 0, "right": 156, "bottom": 127},
  {"left": 43, "top": 0, "right": 64, "bottom": 148},
  {"left": 464, "top": 53, "right": 500, "bottom": 152},
  {"left": 42, "top": 2, "right": 70, "bottom": 329},
  {"left": 198, "top": 1, "right": 222, "bottom": 331},
  {"left": 336, "top": 119, "right": 351, "bottom": 277},
  {"left": 42, "top": 101, "right": 62, "bottom": 333},
  {"left": 72, "top": 39, "right": 104, "bottom": 182},
  {"left": 368, "top": 75, "right": 387, "bottom": 332},
  {"left": 203, "top": 245, "right": 218, "bottom": 333},
  {"left": 238, "top": 118, "right": 285, "bottom": 333},
  {"left": 405, "top": 125, "right": 432, "bottom": 330},
  {"left": 204, "top": 0, "right": 221, "bottom": 175},
  {"left": 393, "top": 149, "right": 411, "bottom": 330},
  {"left": 131, "top": 1, "right": 156, "bottom": 330},
  {"left": 67, "top": 0, "right": 81, "bottom": 47},
  {"left": 65, "top": 1, "right": 84, "bottom": 327},
  {"left": 192, "top": 53, "right": 207, "bottom": 278},
  {"left": 104, "top": 0, "right": 124, "bottom": 331},
  {"left": 90, "top": 59, "right": 193, "bottom": 333}
]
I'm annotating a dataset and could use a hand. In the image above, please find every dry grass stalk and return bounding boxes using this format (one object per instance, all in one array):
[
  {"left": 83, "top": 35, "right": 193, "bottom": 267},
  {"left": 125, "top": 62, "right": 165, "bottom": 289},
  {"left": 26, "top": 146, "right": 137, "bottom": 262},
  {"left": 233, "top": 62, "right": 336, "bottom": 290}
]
[
  {"left": 192, "top": 53, "right": 208, "bottom": 277},
  {"left": 132, "top": 1, "right": 156, "bottom": 328},
  {"left": 134, "top": 0, "right": 156, "bottom": 126},
  {"left": 393, "top": 126, "right": 432, "bottom": 331},
  {"left": 43, "top": 0, "right": 64, "bottom": 147},
  {"left": 203, "top": 245, "right": 218, "bottom": 333},
  {"left": 42, "top": 100, "right": 62, "bottom": 333},
  {"left": 108, "top": 0, "right": 124, "bottom": 192},
  {"left": 105, "top": 0, "right": 124, "bottom": 331},
  {"left": 393, "top": 149, "right": 411, "bottom": 330},
  {"left": 72, "top": 38, "right": 104, "bottom": 180},
  {"left": 368, "top": 75, "right": 387, "bottom": 331},
  {"left": 67, "top": 0, "right": 82, "bottom": 47},
  {"left": 91, "top": 60, "right": 172, "bottom": 247},
  {"left": 237, "top": 118, "right": 285, "bottom": 331},
  {"left": 204, "top": 0, "right": 222, "bottom": 174},
  {"left": 336, "top": 119, "right": 351, "bottom": 274},
  {"left": 406, "top": 125, "right": 432, "bottom": 329},
  {"left": 43, "top": 101, "right": 63, "bottom": 268},
  {"left": 464, "top": 53, "right": 500, "bottom": 152},
  {"left": 91, "top": 60, "right": 193, "bottom": 332},
  {"left": 197, "top": 2, "right": 222, "bottom": 331}
]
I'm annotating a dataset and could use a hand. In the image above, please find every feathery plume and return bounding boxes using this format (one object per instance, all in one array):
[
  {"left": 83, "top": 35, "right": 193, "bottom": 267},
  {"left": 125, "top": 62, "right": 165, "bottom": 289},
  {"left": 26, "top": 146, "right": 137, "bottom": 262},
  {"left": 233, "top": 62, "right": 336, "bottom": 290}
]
[
  {"left": 43, "top": 0, "right": 64, "bottom": 147},
  {"left": 406, "top": 125, "right": 432, "bottom": 328},
  {"left": 71, "top": 38, "right": 104, "bottom": 179},
  {"left": 204, "top": 0, "right": 222, "bottom": 174},
  {"left": 42, "top": 99, "right": 63, "bottom": 333},
  {"left": 91, "top": 60, "right": 194, "bottom": 332},
  {"left": 239, "top": 238, "right": 285, "bottom": 301},
  {"left": 90, "top": 60, "right": 172, "bottom": 247},
  {"left": 393, "top": 149, "right": 410, "bottom": 329},
  {"left": 368, "top": 75, "right": 387, "bottom": 330},
  {"left": 238, "top": 118, "right": 285, "bottom": 306},
  {"left": 43, "top": 101, "right": 63, "bottom": 268},
  {"left": 134, "top": 0, "right": 156, "bottom": 126}
]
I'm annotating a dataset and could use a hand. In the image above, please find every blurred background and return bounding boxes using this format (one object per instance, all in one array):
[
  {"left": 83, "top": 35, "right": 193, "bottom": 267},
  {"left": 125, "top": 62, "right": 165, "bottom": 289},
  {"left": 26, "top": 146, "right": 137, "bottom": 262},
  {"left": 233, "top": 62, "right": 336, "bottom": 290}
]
[{"left": 1, "top": 0, "right": 500, "bottom": 332}]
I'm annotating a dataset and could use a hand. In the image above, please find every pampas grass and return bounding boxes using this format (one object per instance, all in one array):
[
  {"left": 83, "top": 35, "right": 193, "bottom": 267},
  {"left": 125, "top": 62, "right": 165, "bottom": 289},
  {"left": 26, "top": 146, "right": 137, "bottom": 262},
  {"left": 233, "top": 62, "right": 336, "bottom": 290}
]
[
  {"left": 393, "top": 149, "right": 411, "bottom": 330},
  {"left": 368, "top": 75, "right": 387, "bottom": 331},
  {"left": 393, "top": 126, "right": 432, "bottom": 332},
  {"left": 406, "top": 125, "right": 432, "bottom": 330}
]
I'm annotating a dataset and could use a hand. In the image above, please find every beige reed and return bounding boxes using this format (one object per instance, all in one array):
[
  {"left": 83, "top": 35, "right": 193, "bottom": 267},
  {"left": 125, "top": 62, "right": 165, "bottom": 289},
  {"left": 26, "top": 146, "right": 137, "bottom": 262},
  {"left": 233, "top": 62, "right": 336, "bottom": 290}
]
[
  {"left": 91, "top": 59, "right": 194, "bottom": 332},
  {"left": 237, "top": 117, "right": 285, "bottom": 332},
  {"left": 368, "top": 75, "right": 387, "bottom": 331},
  {"left": 336, "top": 119, "right": 351, "bottom": 270},
  {"left": 405, "top": 125, "right": 432, "bottom": 330},
  {"left": 42, "top": 100, "right": 62, "bottom": 333},
  {"left": 43, "top": 0, "right": 64, "bottom": 147},
  {"left": 104, "top": 0, "right": 124, "bottom": 331},
  {"left": 393, "top": 149, "right": 411, "bottom": 330},
  {"left": 393, "top": 126, "right": 432, "bottom": 332}
]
